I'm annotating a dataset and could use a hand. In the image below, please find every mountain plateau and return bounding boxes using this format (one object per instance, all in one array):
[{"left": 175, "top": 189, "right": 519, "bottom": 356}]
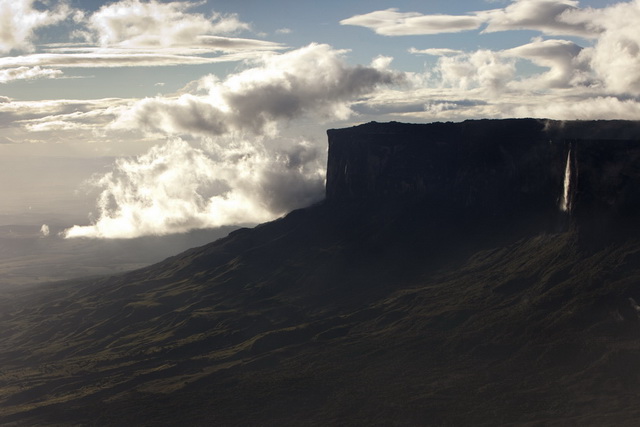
[{"left": 2, "top": 119, "right": 640, "bottom": 425}]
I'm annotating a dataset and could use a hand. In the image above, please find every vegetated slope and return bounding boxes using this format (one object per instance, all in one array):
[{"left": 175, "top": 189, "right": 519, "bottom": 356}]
[{"left": 2, "top": 199, "right": 640, "bottom": 426}]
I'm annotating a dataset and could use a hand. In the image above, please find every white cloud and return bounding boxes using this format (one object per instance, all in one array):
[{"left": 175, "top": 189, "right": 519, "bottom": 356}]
[
  {"left": 60, "top": 43, "right": 401, "bottom": 238},
  {"left": 0, "top": 0, "right": 70, "bottom": 53},
  {"left": 0, "top": 49, "right": 280, "bottom": 69},
  {"left": 409, "top": 47, "right": 464, "bottom": 56},
  {"left": 0, "top": 1, "right": 283, "bottom": 72},
  {"left": 0, "top": 97, "right": 128, "bottom": 125},
  {"left": 114, "top": 43, "right": 402, "bottom": 137},
  {"left": 568, "top": 0, "right": 640, "bottom": 95},
  {"left": 63, "top": 138, "right": 325, "bottom": 238},
  {"left": 0, "top": 97, "right": 139, "bottom": 147},
  {"left": 435, "top": 50, "right": 515, "bottom": 92},
  {"left": 513, "top": 95, "right": 640, "bottom": 120},
  {"left": 87, "top": 0, "right": 250, "bottom": 48},
  {"left": 344, "top": 1, "right": 640, "bottom": 102},
  {"left": 40, "top": 224, "right": 49, "bottom": 237},
  {"left": 505, "top": 38, "right": 587, "bottom": 88},
  {"left": 0, "top": 66, "right": 62, "bottom": 83},
  {"left": 340, "top": 8, "right": 483, "bottom": 35},
  {"left": 481, "top": 0, "right": 594, "bottom": 37},
  {"left": 341, "top": 1, "right": 596, "bottom": 38},
  {"left": 371, "top": 55, "right": 394, "bottom": 70}
]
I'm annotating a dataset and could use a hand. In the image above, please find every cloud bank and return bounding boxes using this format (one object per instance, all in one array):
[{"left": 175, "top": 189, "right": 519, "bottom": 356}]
[
  {"left": 0, "top": 0, "right": 284, "bottom": 73},
  {"left": 64, "top": 44, "right": 400, "bottom": 238},
  {"left": 349, "top": 0, "right": 640, "bottom": 122},
  {"left": 86, "top": 0, "right": 250, "bottom": 48},
  {"left": 63, "top": 138, "right": 325, "bottom": 238}
]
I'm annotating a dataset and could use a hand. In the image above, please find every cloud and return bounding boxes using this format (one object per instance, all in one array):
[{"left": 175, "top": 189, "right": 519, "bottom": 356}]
[
  {"left": 40, "top": 224, "right": 49, "bottom": 237},
  {"left": 340, "top": 8, "right": 483, "bottom": 35},
  {"left": 505, "top": 38, "right": 587, "bottom": 88},
  {"left": 0, "top": 97, "right": 128, "bottom": 126},
  {"left": 0, "top": 66, "right": 62, "bottom": 83},
  {"left": 275, "top": 28, "right": 292, "bottom": 35},
  {"left": 194, "top": 36, "right": 283, "bottom": 51},
  {"left": 346, "top": 1, "right": 640, "bottom": 97},
  {"left": 569, "top": 0, "right": 640, "bottom": 95},
  {"left": 0, "top": 0, "right": 70, "bottom": 53},
  {"left": 0, "top": 97, "right": 137, "bottom": 148},
  {"left": 480, "top": 0, "right": 594, "bottom": 37},
  {"left": 63, "top": 138, "right": 325, "bottom": 238},
  {"left": 114, "top": 43, "right": 402, "bottom": 137},
  {"left": 435, "top": 50, "right": 515, "bottom": 92},
  {"left": 0, "top": 1, "right": 283, "bottom": 72},
  {"left": 409, "top": 47, "right": 464, "bottom": 56},
  {"left": 512, "top": 96, "right": 640, "bottom": 120},
  {"left": 61, "top": 43, "right": 401, "bottom": 238},
  {"left": 87, "top": 0, "right": 250, "bottom": 48},
  {"left": 341, "top": 1, "right": 596, "bottom": 38},
  {"left": 0, "top": 49, "right": 281, "bottom": 69}
]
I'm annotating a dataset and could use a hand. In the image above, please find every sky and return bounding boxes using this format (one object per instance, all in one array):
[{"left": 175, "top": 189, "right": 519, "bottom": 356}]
[{"left": 1, "top": 0, "right": 639, "bottom": 239}]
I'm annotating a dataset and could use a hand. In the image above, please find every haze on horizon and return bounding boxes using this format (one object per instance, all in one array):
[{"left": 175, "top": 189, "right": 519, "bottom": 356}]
[{"left": 1, "top": 0, "right": 639, "bottom": 240}]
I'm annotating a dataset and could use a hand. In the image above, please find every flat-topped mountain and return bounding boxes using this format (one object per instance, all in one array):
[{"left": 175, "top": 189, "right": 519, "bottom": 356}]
[
  {"left": 2, "top": 119, "right": 640, "bottom": 426},
  {"left": 327, "top": 119, "right": 640, "bottom": 228}
]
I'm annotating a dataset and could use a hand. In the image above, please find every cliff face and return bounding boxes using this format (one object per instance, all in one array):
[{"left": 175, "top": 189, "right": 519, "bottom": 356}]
[{"left": 326, "top": 119, "right": 640, "bottom": 228}]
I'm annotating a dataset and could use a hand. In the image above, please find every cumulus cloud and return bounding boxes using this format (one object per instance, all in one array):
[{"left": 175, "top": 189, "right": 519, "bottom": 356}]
[
  {"left": 114, "top": 43, "right": 402, "bottom": 137},
  {"left": 340, "top": 8, "right": 483, "bottom": 35},
  {"left": 87, "top": 0, "right": 249, "bottom": 48},
  {"left": 0, "top": 66, "right": 62, "bottom": 83},
  {"left": 0, "top": 0, "right": 70, "bottom": 53},
  {"left": 63, "top": 138, "right": 324, "bottom": 238},
  {"left": 435, "top": 50, "right": 515, "bottom": 92},
  {"left": 344, "top": 1, "right": 640, "bottom": 106},
  {"left": 568, "top": 0, "right": 640, "bottom": 95},
  {"left": 60, "top": 43, "right": 400, "bottom": 238}
]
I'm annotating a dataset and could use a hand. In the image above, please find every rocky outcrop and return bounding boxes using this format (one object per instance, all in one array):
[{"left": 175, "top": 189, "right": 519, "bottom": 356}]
[{"left": 326, "top": 119, "right": 640, "bottom": 228}]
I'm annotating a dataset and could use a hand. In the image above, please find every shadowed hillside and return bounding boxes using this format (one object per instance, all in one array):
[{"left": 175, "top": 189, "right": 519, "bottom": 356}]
[{"left": 2, "top": 119, "right": 640, "bottom": 425}]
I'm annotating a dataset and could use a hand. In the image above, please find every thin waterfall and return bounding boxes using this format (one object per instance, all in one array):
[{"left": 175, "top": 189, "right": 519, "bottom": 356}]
[{"left": 560, "top": 149, "right": 572, "bottom": 212}]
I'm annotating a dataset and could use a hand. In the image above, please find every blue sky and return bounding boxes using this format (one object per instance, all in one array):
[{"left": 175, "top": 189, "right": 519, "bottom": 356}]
[{"left": 1, "top": 0, "right": 639, "bottom": 238}]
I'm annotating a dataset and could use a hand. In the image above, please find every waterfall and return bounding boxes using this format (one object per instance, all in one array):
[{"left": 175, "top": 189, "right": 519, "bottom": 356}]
[{"left": 561, "top": 149, "right": 571, "bottom": 212}]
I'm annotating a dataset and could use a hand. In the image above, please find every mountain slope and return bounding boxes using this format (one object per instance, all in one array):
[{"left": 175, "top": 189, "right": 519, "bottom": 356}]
[{"left": 2, "top": 200, "right": 640, "bottom": 426}]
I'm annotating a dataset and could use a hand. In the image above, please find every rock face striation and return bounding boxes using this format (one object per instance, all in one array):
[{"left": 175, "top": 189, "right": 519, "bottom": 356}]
[{"left": 326, "top": 119, "right": 640, "bottom": 230}]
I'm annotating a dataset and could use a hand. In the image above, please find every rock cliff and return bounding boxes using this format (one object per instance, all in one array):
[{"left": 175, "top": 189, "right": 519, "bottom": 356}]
[{"left": 326, "top": 119, "right": 640, "bottom": 229}]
